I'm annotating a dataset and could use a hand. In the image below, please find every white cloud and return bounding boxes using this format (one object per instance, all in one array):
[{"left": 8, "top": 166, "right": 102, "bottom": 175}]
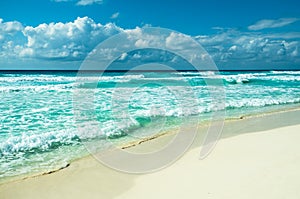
[
  {"left": 166, "top": 32, "right": 197, "bottom": 50},
  {"left": 0, "top": 18, "right": 23, "bottom": 34},
  {"left": 52, "top": 0, "right": 103, "bottom": 6},
  {"left": 0, "top": 19, "right": 25, "bottom": 58},
  {"left": 21, "top": 17, "right": 122, "bottom": 59},
  {"left": 111, "top": 12, "right": 120, "bottom": 19},
  {"left": 124, "top": 28, "right": 165, "bottom": 48},
  {"left": 0, "top": 17, "right": 300, "bottom": 69},
  {"left": 248, "top": 18, "right": 299, "bottom": 31},
  {"left": 52, "top": 0, "right": 70, "bottom": 2},
  {"left": 19, "top": 48, "right": 34, "bottom": 57},
  {"left": 266, "top": 32, "right": 300, "bottom": 39},
  {"left": 196, "top": 29, "right": 300, "bottom": 67},
  {"left": 76, "top": 0, "right": 103, "bottom": 6}
]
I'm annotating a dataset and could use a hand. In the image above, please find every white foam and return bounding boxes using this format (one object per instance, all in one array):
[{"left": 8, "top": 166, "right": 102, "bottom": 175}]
[
  {"left": 271, "top": 71, "right": 300, "bottom": 75},
  {"left": 0, "top": 129, "right": 78, "bottom": 155}
]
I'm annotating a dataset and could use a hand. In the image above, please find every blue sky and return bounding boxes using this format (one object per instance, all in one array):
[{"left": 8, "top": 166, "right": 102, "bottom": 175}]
[{"left": 0, "top": 0, "right": 300, "bottom": 70}]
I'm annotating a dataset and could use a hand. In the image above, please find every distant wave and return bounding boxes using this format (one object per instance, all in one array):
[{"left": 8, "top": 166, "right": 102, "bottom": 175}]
[
  {"left": 0, "top": 84, "right": 73, "bottom": 93},
  {"left": 0, "top": 74, "right": 145, "bottom": 83},
  {"left": 271, "top": 71, "right": 300, "bottom": 75},
  {"left": 217, "top": 73, "right": 300, "bottom": 84}
]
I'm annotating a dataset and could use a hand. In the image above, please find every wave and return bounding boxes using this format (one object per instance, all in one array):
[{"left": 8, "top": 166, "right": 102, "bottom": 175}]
[
  {"left": 3, "top": 96, "right": 300, "bottom": 153},
  {"left": 0, "top": 117, "right": 156, "bottom": 156},
  {"left": 2, "top": 72, "right": 299, "bottom": 89},
  {"left": 226, "top": 97, "right": 300, "bottom": 109},
  {"left": 77, "top": 74, "right": 145, "bottom": 82},
  {"left": 223, "top": 77, "right": 251, "bottom": 84},
  {"left": 173, "top": 71, "right": 216, "bottom": 76},
  {"left": 0, "top": 76, "right": 76, "bottom": 83},
  {"left": 271, "top": 71, "right": 300, "bottom": 75},
  {"left": 0, "top": 74, "right": 145, "bottom": 83},
  {"left": 1, "top": 95, "right": 299, "bottom": 159},
  {"left": 217, "top": 73, "right": 300, "bottom": 84},
  {"left": 261, "top": 75, "right": 300, "bottom": 82},
  {"left": 0, "top": 84, "right": 73, "bottom": 93},
  {"left": 0, "top": 129, "right": 80, "bottom": 157}
]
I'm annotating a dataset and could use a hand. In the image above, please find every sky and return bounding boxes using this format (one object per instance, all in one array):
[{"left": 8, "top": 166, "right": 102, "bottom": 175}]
[{"left": 0, "top": 0, "right": 300, "bottom": 70}]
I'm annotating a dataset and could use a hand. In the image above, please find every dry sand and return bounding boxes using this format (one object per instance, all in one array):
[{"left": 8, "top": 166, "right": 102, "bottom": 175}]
[{"left": 1, "top": 109, "right": 300, "bottom": 199}]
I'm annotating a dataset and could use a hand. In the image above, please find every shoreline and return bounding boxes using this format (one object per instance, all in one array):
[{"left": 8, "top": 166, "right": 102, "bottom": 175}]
[
  {"left": 1, "top": 105, "right": 300, "bottom": 185},
  {"left": 1, "top": 107, "right": 300, "bottom": 198}
]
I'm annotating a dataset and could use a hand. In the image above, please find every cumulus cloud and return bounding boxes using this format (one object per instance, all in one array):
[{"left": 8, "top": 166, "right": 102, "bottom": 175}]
[
  {"left": 110, "top": 12, "right": 120, "bottom": 19},
  {"left": 52, "top": 0, "right": 103, "bottom": 6},
  {"left": 166, "top": 32, "right": 197, "bottom": 50},
  {"left": 22, "top": 17, "right": 122, "bottom": 60},
  {"left": 123, "top": 27, "right": 166, "bottom": 48},
  {"left": 0, "top": 18, "right": 23, "bottom": 34},
  {"left": 0, "top": 17, "right": 299, "bottom": 69},
  {"left": 196, "top": 29, "right": 300, "bottom": 68},
  {"left": 76, "top": 0, "right": 103, "bottom": 6},
  {"left": 248, "top": 18, "right": 299, "bottom": 31},
  {"left": 0, "top": 19, "right": 25, "bottom": 58}
]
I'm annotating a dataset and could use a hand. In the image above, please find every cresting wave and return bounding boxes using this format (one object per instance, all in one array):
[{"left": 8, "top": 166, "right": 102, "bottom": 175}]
[{"left": 0, "top": 129, "right": 80, "bottom": 156}]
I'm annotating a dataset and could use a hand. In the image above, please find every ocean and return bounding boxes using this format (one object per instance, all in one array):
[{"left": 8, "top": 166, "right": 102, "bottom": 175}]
[{"left": 0, "top": 70, "right": 300, "bottom": 181}]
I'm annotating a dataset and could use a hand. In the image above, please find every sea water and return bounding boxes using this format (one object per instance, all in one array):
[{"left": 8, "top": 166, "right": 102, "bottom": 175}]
[{"left": 0, "top": 70, "right": 300, "bottom": 181}]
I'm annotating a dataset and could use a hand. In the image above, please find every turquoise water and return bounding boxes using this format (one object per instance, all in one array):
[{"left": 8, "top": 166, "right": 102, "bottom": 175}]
[{"left": 0, "top": 70, "right": 300, "bottom": 181}]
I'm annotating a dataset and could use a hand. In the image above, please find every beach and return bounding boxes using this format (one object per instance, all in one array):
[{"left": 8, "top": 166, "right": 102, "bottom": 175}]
[
  {"left": 1, "top": 1, "right": 300, "bottom": 198},
  {"left": 2, "top": 70, "right": 300, "bottom": 182},
  {"left": 1, "top": 108, "right": 300, "bottom": 199}
]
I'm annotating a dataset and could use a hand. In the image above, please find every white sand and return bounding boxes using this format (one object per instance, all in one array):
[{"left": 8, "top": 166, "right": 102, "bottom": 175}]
[
  {"left": 117, "top": 124, "right": 300, "bottom": 199},
  {"left": 1, "top": 110, "right": 300, "bottom": 199}
]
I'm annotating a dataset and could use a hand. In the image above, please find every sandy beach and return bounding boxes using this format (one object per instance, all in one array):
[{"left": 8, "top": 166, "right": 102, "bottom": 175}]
[
  {"left": 1, "top": 0, "right": 300, "bottom": 198},
  {"left": 1, "top": 109, "right": 300, "bottom": 199}
]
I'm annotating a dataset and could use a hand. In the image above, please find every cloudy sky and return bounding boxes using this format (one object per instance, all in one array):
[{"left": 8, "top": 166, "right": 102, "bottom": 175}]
[{"left": 0, "top": 0, "right": 300, "bottom": 70}]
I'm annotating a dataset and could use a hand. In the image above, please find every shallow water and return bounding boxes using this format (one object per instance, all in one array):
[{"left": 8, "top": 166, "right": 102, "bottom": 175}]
[{"left": 0, "top": 70, "right": 300, "bottom": 181}]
